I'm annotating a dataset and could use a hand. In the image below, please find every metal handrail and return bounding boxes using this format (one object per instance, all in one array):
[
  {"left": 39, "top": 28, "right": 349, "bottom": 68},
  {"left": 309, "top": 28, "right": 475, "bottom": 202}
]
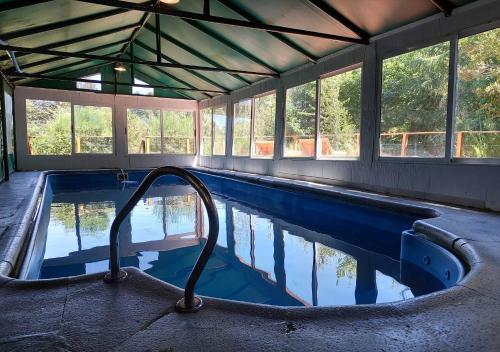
[{"left": 104, "top": 166, "right": 219, "bottom": 313}]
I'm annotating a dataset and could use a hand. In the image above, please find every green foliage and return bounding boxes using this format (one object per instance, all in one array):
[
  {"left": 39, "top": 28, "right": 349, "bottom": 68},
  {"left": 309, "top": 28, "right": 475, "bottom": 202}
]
[
  {"left": 27, "top": 100, "right": 72, "bottom": 155},
  {"left": 74, "top": 105, "right": 112, "bottom": 153},
  {"left": 320, "top": 68, "right": 361, "bottom": 155},
  {"left": 233, "top": 100, "right": 251, "bottom": 156},
  {"left": 456, "top": 28, "right": 500, "bottom": 157},
  {"left": 382, "top": 42, "right": 450, "bottom": 134},
  {"left": 163, "top": 111, "right": 195, "bottom": 154},
  {"left": 254, "top": 93, "right": 276, "bottom": 139},
  {"left": 213, "top": 106, "right": 227, "bottom": 155},
  {"left": 200, "top": 108, "right": 213, "bottom": 156},
  {"left": 127, "top": 108, "right": 161, "bottom": 154},
  {"left": 50, "top": 202, "right": 114, "bottom": 235},
  {"left": 285, "top": 81, "right": 317, "bottom": 137}
]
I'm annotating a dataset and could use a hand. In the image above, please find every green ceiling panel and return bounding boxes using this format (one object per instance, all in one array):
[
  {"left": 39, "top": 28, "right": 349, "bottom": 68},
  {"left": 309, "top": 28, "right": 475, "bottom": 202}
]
[
  {"left": 131, "top": 44, "right": 229, "bottom": 92},
  {"left": 135, "top": 27, "right": 244, "bottom": 91},
  {"left": 8, "top": 12, "right": 140, "bottom": 49},
  {"left": 8, "top": 32, "right": 131, "bottom": 68},
  {"left": 155, "top": 15, "right": 273, "bottom": 77}
]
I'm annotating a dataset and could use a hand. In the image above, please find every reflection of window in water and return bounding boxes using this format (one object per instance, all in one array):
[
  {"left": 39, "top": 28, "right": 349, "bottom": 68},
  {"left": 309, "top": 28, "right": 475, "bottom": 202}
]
[
  {"left": 162, "top": 194, "right": 196, "bottom": 236},
  {"left": 50, "top": 201, "right": 114, "bottom": 235},
  {"left": 132, "top": 197, "right": 166, "bottom": 243},
  {"left": 233, "top": 208, "right": 252, "bottom": 265},
  {"left": 283, "top": 230, "right": 314, "bottom": 305},
  {"left": 47, "top": 202, "right": 115, "bottom": 256},
  {"left": 202, "top": 199, "right": 227, "bottom": 247},
  {"left": 252, "top": 215, "right": 275, "bottom": 282},
  {"left": 375, "top": 270, "right": 414, "bottom": 303},
  {"left": 315, "top": 242, "right": 357, "bottom": 306}
]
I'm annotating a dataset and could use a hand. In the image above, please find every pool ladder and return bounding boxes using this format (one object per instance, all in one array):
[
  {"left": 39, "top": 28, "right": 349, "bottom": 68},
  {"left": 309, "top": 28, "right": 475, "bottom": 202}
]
[{"left": 104, "top": 166, "right": 219, "bottom": 313}]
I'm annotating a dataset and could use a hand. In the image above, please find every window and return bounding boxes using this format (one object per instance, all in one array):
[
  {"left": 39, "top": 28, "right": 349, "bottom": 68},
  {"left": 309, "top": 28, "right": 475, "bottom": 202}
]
[
  {"left": 26, "top": 99, "right": 72, "bottom": 155},
  {"left": 127, "top": 108, "right": 161, "bottom": 154},
  {"left": 76, "top": 73, "right": 102, "bottom": 91},
  {"left": 232, "top": 100, "right": 251, "bottom": 156},
  {"left": 200, "top": 108, "right": 212, "bottom": 156},
  {"left": 284, "top": 81, "right": 317, "bottom": 157},
  {"left": 163, "top": 111, "right": 195, "bottom": 154},
  {"left": 319, "top": 67, "right": 362, "bottom": 158},
  {"left": 252, "top": 92, "right": 276, "bottom": 158},
  {"left": 74, "top": 105, "right": 113, "bottom": 154},
  {"left": 380, "top": 42, "right": 450, "bottom": 158},
  {"left": 133, "top": 78, "right": 154, "bottom": 96},
  {"left": 455, "top": 28, "right": 500, "bottom": 158},
  {"left": 213, "top": 106, "right": 227, "bottom": 155}
]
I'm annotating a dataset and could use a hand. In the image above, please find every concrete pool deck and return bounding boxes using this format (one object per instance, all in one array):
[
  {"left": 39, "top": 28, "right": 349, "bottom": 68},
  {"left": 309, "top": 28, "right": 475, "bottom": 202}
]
[{"left": 0, "top": 170, "right": 499, "bottom": 351}]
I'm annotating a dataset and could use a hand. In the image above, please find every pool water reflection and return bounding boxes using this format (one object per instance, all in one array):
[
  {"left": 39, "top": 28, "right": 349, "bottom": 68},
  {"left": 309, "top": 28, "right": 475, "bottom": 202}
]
[{"left": 36, "top": 183, "right": 415, "bottom": 307}]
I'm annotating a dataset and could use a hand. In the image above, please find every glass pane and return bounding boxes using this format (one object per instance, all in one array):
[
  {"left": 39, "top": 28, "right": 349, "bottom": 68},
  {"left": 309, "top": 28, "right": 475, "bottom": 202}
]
[
  {"left": 76, "top": 73, "right": 102, "bottom": 91},
  {"left": 253, "top": 93, "right": 276, "bottom": 158},
  {"left": 74, "top": 105, "right": 113, "bottom": 154},
  {"left": 133, "top": 78, "right": 154, "bottom": 96},
  {"left": 163, "top": 111, "right": 195, "bottom": 154},
  {"left": 200, "top": 108, "right": 212, "bottom": 156},
  {"left": 127, "top": 108, "right": 161, "bottom": 154},
  {"left": 26, "top": 99, "right": 71, "bottom": 155},
  {"left": 232, "top": 100, "right": 251, "bottom": 156},
  {"left": 319, "top": 68, "right": 362, "bottom": 158},
  {"left": 283, "top": 231, "right": 313, "bottom": 305},
  {"left": 213, "top": 106, "right": 227, "bottom": 155},
  {"left": 284, "top": 81, "right": 317, "bottom": 157},
  {"left": 455, "top": 28, "right": 500, "bottom": 158},
  {"left": 380, "top": 42, "right": 449, "bottom": 157},
  {"left": 233, "top": 208, "right": 251, "bottom": 266}
]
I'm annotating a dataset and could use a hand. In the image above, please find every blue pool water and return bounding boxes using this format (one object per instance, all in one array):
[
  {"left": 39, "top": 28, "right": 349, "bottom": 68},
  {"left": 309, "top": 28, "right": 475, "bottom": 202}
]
[{"left": 23, "top": 170, "right": 460, "bottom": 307}]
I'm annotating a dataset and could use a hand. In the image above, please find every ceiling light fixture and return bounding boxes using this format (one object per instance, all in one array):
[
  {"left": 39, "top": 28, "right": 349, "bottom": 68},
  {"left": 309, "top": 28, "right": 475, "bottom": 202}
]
[
  {"left": 114, "top": 62, "right": 126, "bottom": 72},
  {"left": 160, "top": 0, "right": 180, "bottom": 4}
]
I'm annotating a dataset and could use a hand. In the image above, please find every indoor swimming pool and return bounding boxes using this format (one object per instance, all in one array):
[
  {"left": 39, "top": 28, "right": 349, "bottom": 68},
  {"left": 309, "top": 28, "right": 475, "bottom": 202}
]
[{"left": 20, "top": 169, "right": 463, "bottom": 307}]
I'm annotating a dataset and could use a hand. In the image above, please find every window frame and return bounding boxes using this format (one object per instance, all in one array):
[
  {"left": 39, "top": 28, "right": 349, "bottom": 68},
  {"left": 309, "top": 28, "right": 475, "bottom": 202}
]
[
  {"left": 450, "top": 24, "right": 500, "bottom": 164},
  {"left": 132, "top": 77, "right": 154, "bottom": 96},
  {"left": 72, "top": 103, "right": 115, "bottom": 155},
  {"left": 25, "top": 98, "right": 73, "bottom": 156},
  {"left": 375, "top": 25, "right": 500, "bottom": 165},
  {"left": 230, "top": 91, "right": 277, "bottom": 159},
  {"left": 376, "top": 37, "right": 454, "bottom": 163},
  {"left": 162, "top": 110, "right": 197, "bottom": 156},
  {"left": 232, "top": 98, "right": 252, "bottom": 158},
  {"left": 212, "top": 104, "right": 227, "bottom": 156},
  {"left": 251, "top": 90, "right": 276, "bottom": 160},
  {"left": 76, "top": 73, "right": 102, "bottom": 91},
  {"left": 200, "top": 107, "right": 213, "bottom": 157},
  {"left": 282, "top": 80, "right": 318, "bottom": 160},
  {"left": 126, "top": 107, "right": 196, "bottom": 156},
  {"left": 316, "top": 63, "right": 363, "bottom": 161}
]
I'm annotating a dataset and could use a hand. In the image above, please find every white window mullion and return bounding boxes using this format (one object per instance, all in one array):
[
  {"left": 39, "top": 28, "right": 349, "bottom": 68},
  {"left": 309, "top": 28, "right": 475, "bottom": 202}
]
[
  {"left": 71, "top": 103, "right": 76, "bottom": 155},
  {"left": 315, "top": 79, "right": 321, "bottom": 159},
  {"left": 445, "top": 36, "right": 458, "bottom": 161},
  {"left": 160, "top": 109, "right": 164, "bottom": 154}
]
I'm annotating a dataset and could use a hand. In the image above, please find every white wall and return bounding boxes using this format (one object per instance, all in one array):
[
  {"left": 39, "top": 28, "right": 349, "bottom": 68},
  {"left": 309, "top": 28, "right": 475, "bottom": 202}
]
[
  {"left": 14, "top": 87, "right": 199, "bottom": 170},
  {"left": 198, "top": 0, "right": 500, "bottom": 211}
]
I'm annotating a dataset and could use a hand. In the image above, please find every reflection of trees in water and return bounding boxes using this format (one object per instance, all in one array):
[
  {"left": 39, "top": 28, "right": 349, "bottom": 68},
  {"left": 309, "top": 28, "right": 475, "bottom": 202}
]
[
  {"left": 233, "top": 209, "right": 250, "bottom": 244},
  {"left": 151, "top": 194, "right": 196, "bottom": 226},
  {"left": 316, "top": 244, "right": 357, "bottom": 283},
  {"left": 50, "top": 202, "right": 114, "bottom": 235}
]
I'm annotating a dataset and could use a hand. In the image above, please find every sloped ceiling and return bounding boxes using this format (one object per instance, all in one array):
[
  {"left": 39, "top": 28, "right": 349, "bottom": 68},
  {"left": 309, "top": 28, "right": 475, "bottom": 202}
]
[{"left": 0, "top": 0, "right": 476, "bottom": 100}]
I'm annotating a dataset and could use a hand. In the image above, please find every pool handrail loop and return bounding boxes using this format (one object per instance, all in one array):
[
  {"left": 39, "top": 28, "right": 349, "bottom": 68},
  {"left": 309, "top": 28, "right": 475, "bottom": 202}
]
[{"left": 104, "top": 166, "right": 219, "bottom": 313}]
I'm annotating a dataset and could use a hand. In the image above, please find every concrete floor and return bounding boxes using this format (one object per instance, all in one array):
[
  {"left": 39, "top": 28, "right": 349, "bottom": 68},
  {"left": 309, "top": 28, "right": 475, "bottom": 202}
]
[{"left": 0, "top": 171, "right": 499, "bottom": 351}]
